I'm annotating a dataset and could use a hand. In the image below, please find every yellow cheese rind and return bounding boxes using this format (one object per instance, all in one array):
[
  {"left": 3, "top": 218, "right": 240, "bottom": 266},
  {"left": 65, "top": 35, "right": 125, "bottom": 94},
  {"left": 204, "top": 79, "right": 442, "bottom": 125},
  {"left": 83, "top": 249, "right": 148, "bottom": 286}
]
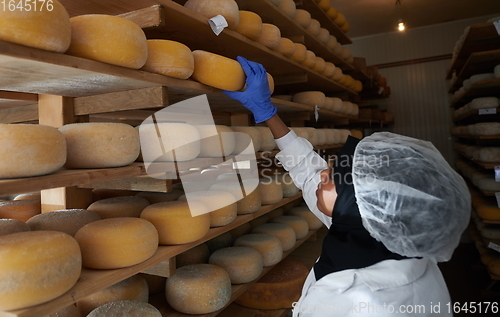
[
  {"left": 191, "top": 50, "right": 245, "bottom": 91},
  {"left": 278, "top": 0, "right": 297, "bottom": 18},
  {"left": 234, "top": 233, "right": 283, "bottom": 266},
  {"left": 0, "top": 199, "right": 41, "bottom": 222},
  {"left": 0, "top": 0, "right": 71, "bottom": 53},
  {"left": 257, "top": 23, "right": 282, "bottom": 50},
  {"left": 318, "top": 0, "right": 330, "bottom": 11},
  {"left": 294, "top": 9, "right": 311, "bottom": 28},
  {"left": 306, "top": 19, "right": 321, "bottom": 35},
  {"left": 277, "top": 37, "right": 296, "bottom": 58},
  {"left": 0, "top": 231, "right": 81, "bottom": 311},
  {"left": 252, "top": 223, "right": 296, "bottom": 251},
  {"left": 195, "top": 125, "right": 236, "bottom": 157},
  {"left": 75, "top": 218, "right": 159, "bottom": 269},
  {"left": 66, "top": 15, "right": 148, "bottom": 69},
  {"left": 293, "top": 91, "right": 326, "bottom": 107},
  {"left": 141, "top": 40, "right": 194, "bottom": 79},
  {"left": 87, "top": 300, "right": 161, "bottom": 317},
  {"left": 313, "top": 57, "right": 326, "bottom": 73},
  {"left": 87, "top": 196, "right": 150, "bottom": 219},
  {"left": 210, "top": 180, "right": 262, "bottom": 214},
  {"left": 291, "top": 43, "right": 307, "bottom": 63},
  {"left": 184, "top": 0, "right": 240, "bottom": 29},
  {"left": 209, "top": 246, "right": 264, "bottom": 284},
  {"left": 302, "top": 50, "right": 317, "bottom": 68},
  {"left": 326, "top": 7, "right": 338, "bottom": 19},
  {"left": 27, "top": 209, "right": 101, "bottom": 236},
  {"left": 178, "top": 191, "right": 237, "bottom": 227},
  {"left": 259, "top": 177, "right": 284, "bottom": 205},
  {"left": 271, "top": 215, "right": 309, "bottom": 239},
  {"left": 254, "top": 126, "right": 277, "bottom": 151},
  {"left": 334, "top": 13, "right": 346, "bottom": 27},
  {"left": 323, "top": 62, "right": 336, "bottom": 77},
  {"left": 234, "top": 11, "right": 263, "bottom": 41},
  {"left": 0, "top": 219, "right": 30, "bottom": 237},
  {"left": 317, "top": 28, "right": 330, "bottom": 44}
]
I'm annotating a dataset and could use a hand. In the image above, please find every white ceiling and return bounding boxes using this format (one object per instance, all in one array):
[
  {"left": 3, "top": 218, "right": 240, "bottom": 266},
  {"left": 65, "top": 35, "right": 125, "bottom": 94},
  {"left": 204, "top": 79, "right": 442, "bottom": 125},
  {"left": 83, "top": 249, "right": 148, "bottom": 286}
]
[{"left": 330, "top": 0, "right": 500, "bottom": 38}]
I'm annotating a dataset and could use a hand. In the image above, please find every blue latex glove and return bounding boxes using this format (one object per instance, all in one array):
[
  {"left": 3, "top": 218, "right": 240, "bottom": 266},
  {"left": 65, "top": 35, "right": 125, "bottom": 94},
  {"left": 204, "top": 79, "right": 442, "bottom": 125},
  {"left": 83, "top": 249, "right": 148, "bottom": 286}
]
[{"left": 223, "top": 56, "right": 277, "bottom": 123}]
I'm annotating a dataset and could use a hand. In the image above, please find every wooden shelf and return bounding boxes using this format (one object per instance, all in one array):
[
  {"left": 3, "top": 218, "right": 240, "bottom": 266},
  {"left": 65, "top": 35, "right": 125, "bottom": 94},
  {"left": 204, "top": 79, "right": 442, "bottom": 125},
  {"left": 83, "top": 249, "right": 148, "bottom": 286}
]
[
  {"left": 453, "top": 107, "right": 500, "bottom": 123},
  {"left": 446, "top": 22, "right": 500, "bottom": 79},
  {"left": 3, "top": 193, "right": 303, "bottom": 317},
  {"left": 450, "top": 49, "right": 500, "bottom": 92},
  {"left": 454, "top": 134, "right": 500, "bottom": 140},
  {"left": 450, "top": 78, "right": 500, "bottom": 108}
]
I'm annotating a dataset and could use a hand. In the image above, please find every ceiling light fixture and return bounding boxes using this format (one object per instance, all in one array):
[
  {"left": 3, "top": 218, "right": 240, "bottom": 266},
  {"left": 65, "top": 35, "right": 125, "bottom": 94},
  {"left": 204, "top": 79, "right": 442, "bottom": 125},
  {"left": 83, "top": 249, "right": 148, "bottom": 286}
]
[{"left": 396, "top": 0, "right": 405, "bottom": 32}]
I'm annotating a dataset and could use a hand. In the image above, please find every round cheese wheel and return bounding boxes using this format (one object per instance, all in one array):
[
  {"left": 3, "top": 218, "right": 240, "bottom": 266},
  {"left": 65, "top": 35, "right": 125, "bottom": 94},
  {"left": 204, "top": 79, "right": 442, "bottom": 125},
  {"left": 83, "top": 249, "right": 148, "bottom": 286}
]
[
  {"left": 136, "top": 190, "right": 185, "bottom": 204},
  {"left": 333, "top": 42, "right": 343, "bottom": 56},
  {"left": 478, "top": 178, "right": 500, "bottom": 192},
  {"left": 14, "top": 192, "right": 41, "bottom": 201},
  {"left": 326, "top": 7, "right": 338, "bottom": 20},
  {"left": 209, "top": 246, "right": 264, "bottom": 284},
  {"left": 27, "top": 209, "right": 101, "bottom": 236},
  {"left": 195, "top": 125, "right": 236, "bottom": 157},
  {"left": 252, "top": 223, "right": 296, "bottom": 251},
  {"left": 139, "top": 122, "right": 200, "bottom": 162},
  {"left": 270, "top": 215, "right": 309, "bottom": 239},
  {"left": 330, "top": 97, "right": 343, "bottom": 112},
  {"left": 235, "top": 259, "right": 308, "bottom": 309},
  {"left": 234, "top": 11, "right": 263, "bottom": 41},
  {"left": 340, "top": 129, "right": 352, "bottom": 143},
  {"left": 140, "top": 201, "right": 210, "bottom": 244},
  {"left": 290, "top": 127, "right": 310, "bottom": 140},
  {"left": 351, "top": 129, "right": 363, "bottom": 139},
  {"left": 294, "top": 9, "right": 311, "bottom": 28},
  {"left": 354, "top": 80, "right": 363, "bottom": 92},
  {"left": 470, "top": 73, "right": 495, "bottom": 85},
  {"left": 472, "top": 122, "right": 500, "bottom": 135},
  {"left": 259, "top": 177, "right": 284, "bottom": 205},
  {"left": 210, "top": 180, "right": 262, "bottom": 214},
  {"left": 87, "top": 301, "right": 161, "bottom": 317},
  {"left": 316, "top": 129, "right": 327, "bottom": 145},
  {"left": 327, "top": 35, "right": 338, "bottom": 50},
  {"left": 288, "top": 207, "right": 323, "bottom": 229},
  {"left": 0, "top": 219, "right": 30, "bottom": 237},
  {"left": 231, "top": 126, "right": 262, "bottom": 153},
  {"left": 341, "top": 46, "right": 351, "bottom": 60},
  {"left": 59, "top": 123, "right": 139, "bottom": 168},
  {"left": 230, "top": 222, "right": 252, "bottom": 240},
  {"left": 470, "top": 97, "right": 499, "bottom": 110},
  {"left": 332, "top": 66, "right": 343, "bottom": 81},
  {"left": 293, "top": 91, "right": 326, "bottom": 107},
  {"left": 67, "top": 15, "right": 147, "bottom": 69},
  {"left": 317, "top": 28, "right": 330, "bottom": 44},
  {"left": 313, "top": 57, "right": 326, "bottom": 73},
  {"left": 495, "top": 64, "right": 500, "bottom": 78},
  {"left": 323, "top": 97, "right": 334, "bottom": 110},
  {"left": 0, "top": 199, "right": 41, "bottom": 222},
  {"left": 290, "top": 43, "right": 307, "bottom": 63},
  {"left": 254, "top": 126, "right": 277, "bottom": 151},
  {"left": 318, "top": 0, "right": 330, "bottom": 11},
  {"left": 267, "top": 72, "right": 275, "bottom": 94},
  {"left": 249, "top": 215, "right": 271, "bottom": 229},
  {"left": 278, "top": 0, "right": 296, "bottom": 18},
  {"left": 166, "top": 264, "right": 232, "bottom": 314},
  {"left": 324, "top": 129, "right": 335, "bottom": 144},
  {"left": 234, "top": 233, "right": 283, "bottom": 266},
  {"left": 305, "top": 127, "right": 319, "bottom": 146},
  {"left": 179, "top": 191, "right": 237, "bottom": 227},
  {"left": 334, "top": 13, "right": 346, "bottom": 27},
  {"left": 141, "top": 40, "right": 194, "bottom": 79},
  {"left": 0, "top": 231, "right": 81, "bottom": 311},
  {"left": 474, "top": 147, "right": 500, "bottom": 163},
  {"left": 191, "top": 50, "right": 245, "bottom": 91},
  {"left": 87, "top": 196, "right": 149, "bottom": 219},
  {"left": 77, "top": 275, "right": 148, "bottom": 316},
  {"left": 277, "top": 37, "right": 296, "bottom": 58},
  {"left": 257, "top": 23, "right": 281, "bottom": 50},
  {"left": 184, "top": 0, "right": 240, "bottom": 29},
  {"left": 0, "top": 0, "right": 70, "bottom": 53},
  {"left": 267, "top": 207, "right": 285, "bottom": 219},
  {"left": 45, "top": 304, "right": 80, "bottom": 317},
  {"left": 477, "top": 203, "right": 500, "bottom": 221},
  {"left": 480, "top": 226, "right": 500, "bottom": 240},
  {"left": 141, "top": 273, "right": 167, "bottom": 295},
  {"left": 306, "top": 19, "right": 320, "bottom": 35},
  {"left": 279, "top": 173, "right": 299, "bottom": 198},
  {"left": 0, "top": 124, "right": 66, "bottom": 179},
  {"left": 341, "top": 21, "right": 350, "bottom": 33},
  {"left": 323, "top": 62, "right": 336, "bottom": 77},
  {"left": 302, "top": 50, "right": 317, "bottom": 69},
  {"left": 176, "top": 243, "right": 210, "bottom": 268}
]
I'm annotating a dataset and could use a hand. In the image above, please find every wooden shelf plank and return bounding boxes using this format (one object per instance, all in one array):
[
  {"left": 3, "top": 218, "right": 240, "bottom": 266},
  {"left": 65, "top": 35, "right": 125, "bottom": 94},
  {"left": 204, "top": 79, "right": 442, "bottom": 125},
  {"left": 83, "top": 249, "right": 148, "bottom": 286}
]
[
  {"left": 450, "top": 78, "right": 500, "bottom": 108},
  {"left": 296, "top": 0, "right": 352, "bottom": 45},
  {"left": 456, "top": 151, "right": 500, "bottom": 170},
  {"left": 58, "top": 0, "right": 158, "bottom": 17},
  {"left": 2, "top": 193, "right": 303, "bottom": 317},
  {"left": 450, "top": 49, "right": 500, "bottom": 92},
  {"left": 454, "top": 134, "right": 500, "bottom": 140}
]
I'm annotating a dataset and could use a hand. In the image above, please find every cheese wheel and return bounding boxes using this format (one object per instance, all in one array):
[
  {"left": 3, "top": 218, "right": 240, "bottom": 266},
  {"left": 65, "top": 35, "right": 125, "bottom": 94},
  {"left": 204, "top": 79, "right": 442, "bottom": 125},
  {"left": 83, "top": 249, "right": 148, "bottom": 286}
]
[
  {"left": 341, "top": 21, "right": 350, "bottom": 32},
  {"left": 312, "top": 57, "right": 326, "bottom": 74},
  {"left": 141, "top": 40, "right": 194, "bottom": 79},
  {"left": 318, "top": 0, "right": 330, "bottom": 11},
  {"left": 0, "top": 231, "right": 81, "bottom": 311},
  {"left": 333, "top": 42, "right": 343, "bottom": 56},
  {"left": 234, "top": 11, "right": 263, "bottom": 41},
  {"left": 316, "top": 129, "right": 327, "bottom": 145},
  {"left": 480, "top": 226, "right": 500, "bottom": 240},
  {"left": 305, "top": 127, "right": 319, "bottom": 146},
  {"left": 267, "top": 72, "right": 275, "bottom": 94},
  {"left": 327, "top": 35, "right": 338, "bottom": 50},
  {"left": 59, "top": 123, "right": 139, "bottom": 168},
  {"left": 472, "top": 122, "right": 500, "bottom": 135},
  {"left": 470, "top": 97, "right": 499, "bottom": 110},
  {"left": 324, "top": 129, "right": 335, "bottom": 144},
  {"left": 179, "top": 191, "right": 237, "bottom": 227},
  {"left": 67, "top": 15, "right": 147, "bottom": 69},
  {"left": 268, "top": 207, "right": 285, "bottom": 219},
  {"left": 77, "top": 275, "right": 148, "bottom": 316},
  {"left": 231, "top": 126, "right": 262, "bottom": 153},
  {"left": 257, "top": 23, "right": 281, "bottom": 50},
  {"left": 136, "top": 190, "right": 185, "bottom": 204},
  {"left": 184, "top": 0, "right": 240, "bottom": 29},
  {"left": 478, "top": 178, "right": 500, "bottom": 192},
  {"left": 250, "top": 215, "right": 271, "bottom": 229},
  {"left": 351, "top": 129, "right": 363, "bottom": 139},
  {"left": 195, "top": 125, "right": 236, "bottom": 157},
  {"left": 326, "top": 7, "right": 338, "bottom": 20},
  {"left": 288, "top": 207, "right": 323, "bottom": 229},
  {"left": 277, "top": 37, "right": 296, "bottom": 58},
  {"left": 0, "top": 0, "right": 70, "bottom": 52},
  {"left": 230, "top": 222, "right": 252, "bottom": 239},
  {"left": 141, "top": 201, "right": 210, "bottom": 244},
  {"left": 45, "top": 304, "right": 81, "bottom": 317},
  {"left": 0, "top": 124, "right": 66, "bottom": 179},
  {"left": 354, "top": 80, "right": 363, "bottom": 92},
  {"left": 470, "top": 73, "right": 495, "bottom": 85},
  {"left": 166, "top": 264, "right": 232, "bottom": 314},
  {"left": 340, "top": 129, "right": 352, "bottom": 143},
  {"left": 477, "top": 203, "right": 500, "bottom": 221},
  {"left": 278, "top": 0, "right": 297, "bottom": 18},
  {"left": 302, "top": 50, "right": 317, "bottom": 69},
  {"left": 87, "top": 196, "right": 149, "bottom": 219},
  {"left": 27, "top": 209, "right": 101, "bottom": 236},
  {"left": 141, "top": 273, "right": 167, "bottom": 295},
  {"left": 259, "top": 177, "right": 284, "bottom": 205},
  {"left": 234, "top": 233, "right": 283, "bottom": 266},
  {"left": 235, "top": 259, "right": 308, "bottom": 309},
  {"left": 191, "top": 50, "right": 245, "bottom": 91},
  {"left": 209, "top": 246, "right": 264, "bottom": 284},
  {"left": 270, "top": 215, "right": 309, "bottom": 239},
  {"left": 210, "top": 180, "right": 262, "bottom": 214},
  {"left": 75, "top": 218, "right": 158, "bottom": 269},
  {"left": 306, "top": 19, "right": 321, "bottom": 35},
  {"left": 317, "top": 28, "right": 330, "bottom": 44},
  {"left": 330, "top": 97, "right": 343, "bottom": 112},
  {"left": 176, "top": 243, "right": 210, "bottom": 268},
  {"left": 293, "top": 91, "right": 326, "bottom": 107},
  {"left": 139, "top": 122, "right": 200, "bottom": 162},
  {"left": 332, "top": 66, "right": 343, "bottom": 81},
  {"left": 254, "top": 126, "right": 277, "bottom": 151},
  {"left": 0, "top": 219, "right": 30, "bottom": 237},
  {"left": 290, "top": 127, "right": 310, "bottom": 140},
  {"left": 495, "top": 64, "right": 500, "bottom": 78},
  {"left": 473, "top": 147, "right": 500, "bottom": 163},
  {"left": 294, "top": 9, "right": 311, "bottom": 28},
  {"left": 341, "top": 47, "right": 351, "bottom": 60},
  {"left": 87, "top": 301, "right": 161, "bottom": 317},
  {"left": 291, "top": 43, "right": 307, "bottom": 63},
  {"left": 0, "top": 199, "right": 41, "bottom": 222},
  {"left": 252, "top": 223, "right": 296, "bottom": 251},
  {"left": 14, "top": 192, "right": 41, "bottom": 201},
  {"left": 279, "top": 173, "right": 299, "bottom": 198},
  {"left": 323, "top": 62, "right": 336, "bottom": 77},
  {"left": 334, "top": 13, "right": 346, "bottom": 27},
  {"left": 269, "top": 0, "right": 281, "bottom": 5},
  {"left": 323, "top": 97, "right": 334, "bottom": 110}
]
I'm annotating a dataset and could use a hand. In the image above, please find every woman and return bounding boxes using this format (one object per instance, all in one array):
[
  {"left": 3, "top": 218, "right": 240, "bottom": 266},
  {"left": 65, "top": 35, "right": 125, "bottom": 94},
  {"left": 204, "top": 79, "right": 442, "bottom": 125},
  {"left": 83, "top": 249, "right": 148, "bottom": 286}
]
[{"left": 224, "top": 57, "right": 471, "bottom": 316}]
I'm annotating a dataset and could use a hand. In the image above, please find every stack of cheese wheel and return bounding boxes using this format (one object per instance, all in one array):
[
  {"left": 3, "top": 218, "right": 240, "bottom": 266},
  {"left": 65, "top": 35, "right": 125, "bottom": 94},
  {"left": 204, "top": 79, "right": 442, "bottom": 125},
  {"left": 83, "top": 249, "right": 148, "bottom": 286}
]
[
  {"left": 66, "top": 14, "right": 148, "bottom": 69},
  {"left": 287, "top": 206, "right": 323, "bottom": 230},
  {"left": 257, "top": 23, "right": 282, "bottom": 50},
  {"left": 195, "top": 125, "right": 236, "bottom": 157},
  {"left": 87, "top": 301, "right": 162, "bottom": 317},
  {"left": 0, "top": 124, "right": 66, "bottom": 179},
  {"left": 141, "top": 40, "right": 194, "bottom": 79},
  {"left": 0, "top": 0, "right": 71, "bottom": 53},
  {"left": 191, "top": 50, "right": 245, "bottom": 91},
  {"left": 184, "top": 0, "right": 240, "bottom": 29},
  {"left": 0, "top": 219, "right": 30, "bottom": 237},
  {"left": 259, "top": 177, "right": 283, "bottom": 205},
  {"left": 77, "top": 275, "right": 149, "bottom": 316},
  {"left": 0, "top": 231, "right": 82, "bottom": 311},
  {"left": 166, "top": 264, "right": 232, "bottom": 314},
  {"left": 178, "top": 191, "right": 237, "bottom": 227},
  {"left": 27, "top": 209, "right": 101, "bottom": 236},
  {"left": 206, "top": 232, "right": 234, "bottom": 253},
  {"left": 75, "top": 217, "right": 158, "bottom": 269},
  {"left": 0, "top": 199, "right": 41, "bottom": 222},
  {"left": 140, "top": 201, "right": 210, "bottom": 244},
  {"left": 234, "top": 11, "right": 263, "bottom": 40},
  {"left": 59, "top": 123, "right": 140, "bottom": 168},
  {"left": 234, "top": 233, "right": 283, "bottom": 266},
  {"left": 209, "top": 246, "right": 264, "bottom": 284},
  {"left": 231, "top": 126, "right": 262, "bottom": 153},
  {"left": 210, "top": 179, "right": 262, "bottom": 214},
  {"left": 87, "top": 196, "right": 150, "bottom": 218},
  {"left": 176, "top": 243, "right": 210, "bottom": 268},
  {"left": 252, "top": 223, "right": 296, "bottom": 251},
  {"left": 271, "top": 215, "right": 309, "bottom": 239}
]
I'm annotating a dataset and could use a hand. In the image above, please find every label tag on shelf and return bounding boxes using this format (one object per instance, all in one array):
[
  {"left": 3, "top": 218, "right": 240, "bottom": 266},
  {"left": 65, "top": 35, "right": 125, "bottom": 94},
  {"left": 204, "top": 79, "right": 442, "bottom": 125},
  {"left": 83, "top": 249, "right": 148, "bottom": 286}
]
[
  {"left": 209, "top": 15, "right": 228, "bottom": 36},
  {"left": 378, "top": 86, "right": 384, "bottom": 94},
  {"left": 494, "top": 20, "right": 500, "bottom": 36},
  {"left": 496, "top": 192, "right": 500, "bottom": 208},
  {"left": 488, "top": 242, "right": 500, "bottom": 253},
  {"left": 314, "top": 105, "right": 319, "bottom": 122},
  {"left": 495, "top": 166, "right": 500, "bottom": 182},
  {"left": 478, "top": 108, "right": 497, "bottom": 115}
]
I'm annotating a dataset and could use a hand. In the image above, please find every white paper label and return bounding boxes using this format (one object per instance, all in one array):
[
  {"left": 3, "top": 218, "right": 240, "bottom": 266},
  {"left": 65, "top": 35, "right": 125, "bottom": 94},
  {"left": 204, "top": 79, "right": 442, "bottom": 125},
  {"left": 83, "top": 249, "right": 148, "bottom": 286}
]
[
  {"left": 496, "top": 192, "right": 500, "bottom": 208},
  {"left": 478, "top": 108, "right": 497, "bottom": 115},
  {"left": 488, "top": 241, "right": 500, "bottom": 253},
  {"left": 314, "top": 105, "right": 319, "bottom": 122},
  {"left": 494, "top": 20, "right": 500, "bottom": 35},
  {"left": 209, "top": 15, "right": 228, "bottom": 36},
  {"left": 495, "top": 166, "right": 500, "bottom": 182},
  {"left": 378, "top": 86, "right": 384, "bottom": 94}
]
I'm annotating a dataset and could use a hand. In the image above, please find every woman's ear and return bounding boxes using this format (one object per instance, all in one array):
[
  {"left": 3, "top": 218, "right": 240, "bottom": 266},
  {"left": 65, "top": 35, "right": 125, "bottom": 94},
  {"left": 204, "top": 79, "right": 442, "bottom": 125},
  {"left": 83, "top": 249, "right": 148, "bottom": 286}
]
[{"left": 316, "top": 169, "right": 337, "bottom": 217}]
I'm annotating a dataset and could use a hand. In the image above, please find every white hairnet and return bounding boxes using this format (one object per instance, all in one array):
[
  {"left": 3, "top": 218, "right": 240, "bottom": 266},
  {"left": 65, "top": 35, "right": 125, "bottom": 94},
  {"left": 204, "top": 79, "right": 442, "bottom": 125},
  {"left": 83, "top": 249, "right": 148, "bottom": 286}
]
[{"left": 352, "top": 132, "right": 471, "bottom": 262}]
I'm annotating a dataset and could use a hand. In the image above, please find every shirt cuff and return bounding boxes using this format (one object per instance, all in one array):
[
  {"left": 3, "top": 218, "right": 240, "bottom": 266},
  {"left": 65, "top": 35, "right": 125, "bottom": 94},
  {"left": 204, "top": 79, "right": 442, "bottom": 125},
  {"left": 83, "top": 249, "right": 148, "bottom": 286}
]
[{"left": 275, "top": 130, "right": 298, "bottom": 151}]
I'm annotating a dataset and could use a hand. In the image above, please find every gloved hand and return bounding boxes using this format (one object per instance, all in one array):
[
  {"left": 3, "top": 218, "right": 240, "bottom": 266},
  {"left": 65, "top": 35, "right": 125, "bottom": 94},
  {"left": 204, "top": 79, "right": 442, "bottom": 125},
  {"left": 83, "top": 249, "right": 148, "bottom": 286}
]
[{"left": 223, "top": 56, "right": 277, "bottom": 123}]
